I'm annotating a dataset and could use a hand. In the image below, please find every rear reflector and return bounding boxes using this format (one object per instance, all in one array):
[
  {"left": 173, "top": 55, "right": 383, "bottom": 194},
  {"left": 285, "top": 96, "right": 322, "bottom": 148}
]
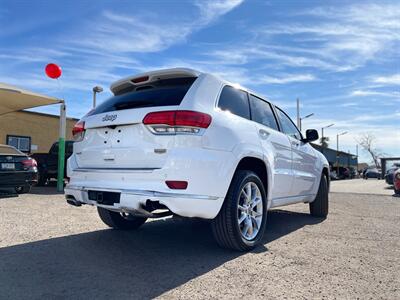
[
  {"left": 143, "top": 110, "right": 212, "bottom": 128},
  {"left": 165, "top": 180, "right": 188, "bottom": 190}
]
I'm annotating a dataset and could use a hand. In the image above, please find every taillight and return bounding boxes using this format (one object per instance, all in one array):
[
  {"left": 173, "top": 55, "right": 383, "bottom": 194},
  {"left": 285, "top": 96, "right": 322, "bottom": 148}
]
[
  {"left": 143, "top": 110, "right": 212, "bottom": 135},
  {"left": 21, "top": 158, "right": 37, "bottom": 169},
  {"left": 72, "top": 121, "right": 85, "bottom": 142}
]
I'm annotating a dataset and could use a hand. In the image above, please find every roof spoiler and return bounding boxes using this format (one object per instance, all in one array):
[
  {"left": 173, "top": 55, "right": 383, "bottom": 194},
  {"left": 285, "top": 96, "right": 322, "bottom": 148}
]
[{"left": 110, "top": 68, "right": 201, "bottom": 96}]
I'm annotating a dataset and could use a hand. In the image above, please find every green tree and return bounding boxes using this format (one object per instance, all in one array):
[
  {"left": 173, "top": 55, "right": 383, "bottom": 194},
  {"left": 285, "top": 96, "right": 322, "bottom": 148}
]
[{"left": 320, "top": 136, "right": 329, "bottom": 148}]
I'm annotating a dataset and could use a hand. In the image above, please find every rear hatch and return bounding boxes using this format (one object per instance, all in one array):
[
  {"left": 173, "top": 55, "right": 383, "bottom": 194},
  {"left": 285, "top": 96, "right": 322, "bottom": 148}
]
[{"left": 74, "top": 75, "right": 198, "bottom": 170}]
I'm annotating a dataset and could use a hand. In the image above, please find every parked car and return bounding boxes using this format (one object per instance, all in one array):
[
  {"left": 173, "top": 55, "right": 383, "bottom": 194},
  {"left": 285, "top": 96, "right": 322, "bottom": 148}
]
[
  {"left": 65, "top": 68, "right": 330, "bottom": 251},
  {"left": 349, "top": 167, "right": 358, "bottom": 179},
  {"left": 335, "top": 167, "right": 350, "bottom": 179},
  {"left": 0, "top": 144, "right": 38, "bottom": 194},
  {"left": 385, "top": 166, "right": 400, "bottom": 185},
  {"left": 31, "top": 141, "right": 74, "bottom": 186},
  {"left": 330, "top": 170, "right": 338, "bottom": 181},
  {"left": 364, "top": 168, "right": 382, "bottom": 179},
  {"left": 393, "top": 169, "right": 400, "bottom": 195}
]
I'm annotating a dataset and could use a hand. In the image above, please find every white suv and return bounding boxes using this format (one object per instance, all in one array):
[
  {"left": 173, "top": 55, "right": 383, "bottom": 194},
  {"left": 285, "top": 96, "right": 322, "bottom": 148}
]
[{"left": 65, "top": 68, "right": 329, "bottom": 251}]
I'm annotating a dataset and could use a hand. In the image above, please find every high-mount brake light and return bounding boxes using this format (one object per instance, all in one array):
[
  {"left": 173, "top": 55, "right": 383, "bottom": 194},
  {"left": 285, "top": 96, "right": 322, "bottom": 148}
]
[
  {"left": 72, "top": 121, "right": 86, "bottom": 142},
  {"left": 143, "top": 110, "right": 212, "bottom": 135},
  {"left": 132, "top": 76, "right": 149, "bottom": 83}
]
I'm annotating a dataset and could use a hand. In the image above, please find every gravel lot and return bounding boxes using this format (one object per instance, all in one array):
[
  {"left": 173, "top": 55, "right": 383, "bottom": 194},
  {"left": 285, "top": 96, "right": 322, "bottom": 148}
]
[{"left": 0, "top": 181, "right": 399, "bottom": 299}]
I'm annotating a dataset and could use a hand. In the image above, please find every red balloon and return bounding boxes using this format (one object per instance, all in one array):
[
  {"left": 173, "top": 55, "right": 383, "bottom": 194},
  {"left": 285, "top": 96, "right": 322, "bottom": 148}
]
[{"left": 45, "top": 63, "right": 62, "bottom": 79}]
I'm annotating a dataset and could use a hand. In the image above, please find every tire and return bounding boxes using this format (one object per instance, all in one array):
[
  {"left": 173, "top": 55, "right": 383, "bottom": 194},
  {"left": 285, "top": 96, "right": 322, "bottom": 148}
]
[
  {"left": 36, "top": 172, "right": 47, "bottom": 186},
  {"left": 15, "top": 185, "right": 31, "bottom": 194},
  {"left": 97, "top": 207, "right": 147, "bottom": 230},
  {"left": 310, "top": 174, "right": 329, "bottom": 218},
  {"left": 211, "top": 170, "right": 268, "bottom": 251}
]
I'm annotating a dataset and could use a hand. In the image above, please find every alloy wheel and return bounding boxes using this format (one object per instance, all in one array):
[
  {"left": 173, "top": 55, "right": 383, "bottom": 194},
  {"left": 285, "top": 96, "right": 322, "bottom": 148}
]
[{"left": 237, "top": 182, "right": 263, "bottom": 240}]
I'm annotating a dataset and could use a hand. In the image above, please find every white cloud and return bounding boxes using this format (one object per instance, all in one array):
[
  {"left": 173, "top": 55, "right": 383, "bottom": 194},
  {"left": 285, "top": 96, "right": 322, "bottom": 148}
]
[
  {"left": 257, "top": 74, "right": 316, "bottom": 84},
  {"left": 72, "top": 1, "right": 244, "bottom": 54},
  {"left": 350, "top": 90, "right": 400, "bottom": 98},
  {"left": 339, "top": 102, "right": 358, "bottom": 107},
  {"left": 372, "top": 74, "right": 400, "bottom": 85},
  {"left": 0, "top": 0, "right": 245, "bottom": 99},
  {"left": 207, "top": 47, "right": 350, "bottom": 72},
  {"left": 253, "top": 3, "right": 400, "bottom": 72},
  {"left": 195, "top": 0, "right": 244, "bottom": 24}
]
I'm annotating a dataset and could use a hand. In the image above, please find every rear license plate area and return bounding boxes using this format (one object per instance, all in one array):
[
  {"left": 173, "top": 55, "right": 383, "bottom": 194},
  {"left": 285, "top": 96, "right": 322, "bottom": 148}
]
[
  {"left": 88, "top": 190, "right": 120, "bottom": 205},
  {"left": 1, "top": 163, "right": 15, "bottom": 170}
]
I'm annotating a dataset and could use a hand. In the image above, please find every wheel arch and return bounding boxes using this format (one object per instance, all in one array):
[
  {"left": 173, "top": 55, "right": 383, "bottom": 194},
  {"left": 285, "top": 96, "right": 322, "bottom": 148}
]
[
  {"left": 230, "top": 156, "right": 272, "bottom": 209},
  {"left": 322, "top": 166, "right": 330, "bottom": 191}
]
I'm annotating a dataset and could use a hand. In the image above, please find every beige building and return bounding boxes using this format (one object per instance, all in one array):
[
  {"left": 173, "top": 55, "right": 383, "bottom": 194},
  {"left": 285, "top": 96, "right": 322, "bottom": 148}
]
[{"left": 0, "top": 110, "right": 78, "bottom": 154}]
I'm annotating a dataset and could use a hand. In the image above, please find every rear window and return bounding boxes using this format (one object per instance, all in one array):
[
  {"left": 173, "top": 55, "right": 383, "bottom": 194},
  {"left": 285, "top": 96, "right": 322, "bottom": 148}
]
[
  {"left": 91, "top": 77, "right": 197, "bottom": 115},
  {"left": 0, "top": 145, "right": 23, "bottom": 155}
]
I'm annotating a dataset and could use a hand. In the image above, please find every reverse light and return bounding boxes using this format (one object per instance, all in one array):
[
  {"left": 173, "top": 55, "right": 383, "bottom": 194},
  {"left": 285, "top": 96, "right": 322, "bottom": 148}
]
[
  {"left": 72, "top": 121, "right": 85, "bottom": 142},
  {"left": 165, "top": 180, "right": 188, "bottom": 190},
  {"left": 143, "top": 110, "right": 212, "bottom": 135}
]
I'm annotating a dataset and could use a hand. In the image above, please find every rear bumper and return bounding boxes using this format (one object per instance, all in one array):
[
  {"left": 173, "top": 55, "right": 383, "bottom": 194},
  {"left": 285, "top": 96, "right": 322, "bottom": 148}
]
[
  {"left": 66, "top": 148, "right": 237, "bottom": 219},
  {"left": 65, "top": 184, "right": 224, "bottom": 219},
  {"left": 0, "top": 171, "right": 38, "bottom": 188}
]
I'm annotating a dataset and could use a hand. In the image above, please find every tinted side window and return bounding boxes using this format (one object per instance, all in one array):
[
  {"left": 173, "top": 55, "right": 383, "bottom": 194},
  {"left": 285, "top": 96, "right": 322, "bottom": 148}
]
[
  {"left": 276, "top": 108, "right": 302, "bottom": 140},
  {"left": 218, "top": 86, "right": 250, "bottom": 119},
  {"left": 66, "top": 142, "right": 74, "bottom": 155},
  {"left": 50, "top": 143, "right": 58, "bottom": 155},
  {"left": 249, "top": 95, "right": 279, "bottom": 130}
]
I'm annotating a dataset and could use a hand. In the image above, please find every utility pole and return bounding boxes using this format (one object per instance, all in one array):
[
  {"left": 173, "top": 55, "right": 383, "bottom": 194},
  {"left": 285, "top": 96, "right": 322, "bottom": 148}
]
[
  {"left": 336, "top": 131, "right": 348, "bottom": 177},
  {"left": 57, "top": 101, "right": 66, "bottom": 192},
  {"left": 296, "top": 98, "right": 300, "bottom": 129},
  {"left": 321, "top": 124, "right": 334, "bottom": 144},
  {"left": 92, "top": 86, "right": 103, "bottom": 108},
  {"left": 299, "top": 113, "right": 314, "bottom": 132},
  {"left": 321, "top": 123, "right": 334, "bottom": 153}
]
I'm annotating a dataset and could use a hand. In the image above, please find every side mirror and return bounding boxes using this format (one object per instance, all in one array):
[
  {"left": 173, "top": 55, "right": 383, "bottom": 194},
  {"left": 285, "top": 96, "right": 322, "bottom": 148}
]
[{"left": 303, "top": 129, "right": 319, "bottom": 143}]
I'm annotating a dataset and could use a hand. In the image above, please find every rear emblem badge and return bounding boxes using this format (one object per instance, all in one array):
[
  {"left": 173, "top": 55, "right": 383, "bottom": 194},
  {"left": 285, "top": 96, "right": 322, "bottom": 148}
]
[{"left": 102, "top": 114, "right": 117, "bottom": 122}]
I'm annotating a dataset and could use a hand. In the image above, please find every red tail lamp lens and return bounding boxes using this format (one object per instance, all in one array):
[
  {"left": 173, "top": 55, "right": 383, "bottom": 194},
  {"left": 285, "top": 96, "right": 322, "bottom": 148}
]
[
  {"left": 143, "top": 111, "right": 211, "bottom": 128},
  {"left": 22, "top": 158, "right": 37, "bottom": 168},
  {"left": 175, "top": 111, "right": 212, "bottom": 128},
  {"left": 143, "top": 111, "right": 175, "bottom": 126},
  {"left": 72, "top": 121, "right": 85, "bottom": 136},
  {"left": 165, "top": 180, "right": 188, "bottom": 190}
]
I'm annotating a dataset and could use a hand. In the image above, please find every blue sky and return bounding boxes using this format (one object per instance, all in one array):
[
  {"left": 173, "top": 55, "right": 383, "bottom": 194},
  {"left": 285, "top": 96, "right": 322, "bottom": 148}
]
[{"left": 0, "top": 0, "right": 399, "bottom": 163}]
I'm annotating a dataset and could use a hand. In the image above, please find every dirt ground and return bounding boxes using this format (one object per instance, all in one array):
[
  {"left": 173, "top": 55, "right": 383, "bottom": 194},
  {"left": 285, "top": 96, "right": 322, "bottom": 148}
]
[{"left": 0, "top": 181, "right": 399, "bottom": 299}]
